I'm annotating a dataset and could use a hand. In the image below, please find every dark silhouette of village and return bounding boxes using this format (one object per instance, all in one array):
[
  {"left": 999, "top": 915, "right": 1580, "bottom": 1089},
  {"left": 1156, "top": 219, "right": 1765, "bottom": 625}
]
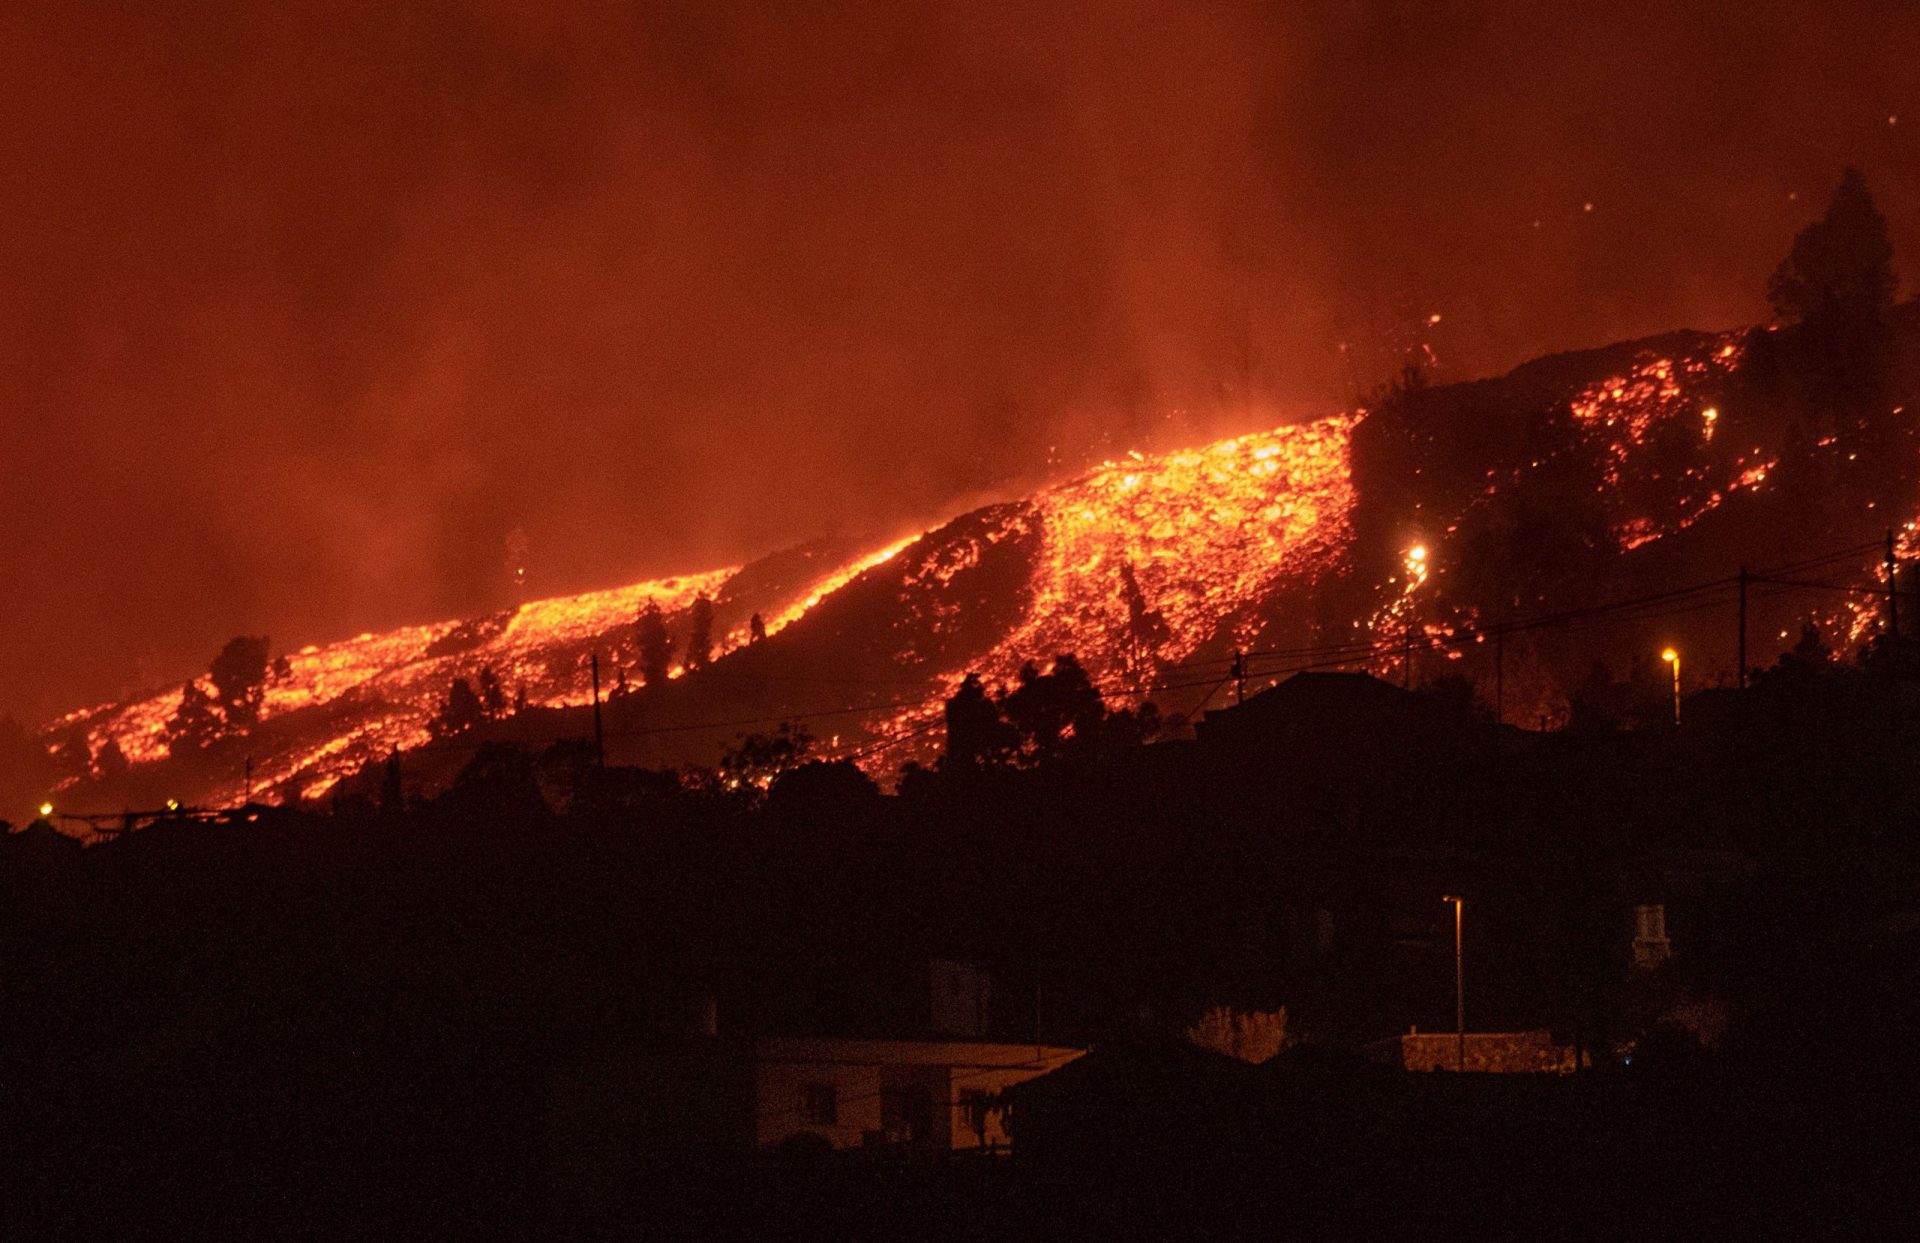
[
  {"left": 7, "top": 634, "right": 1920, "bottom": 1237},
  {"left": 7, "top": 173, "right": 1920, "bottom": 1238}
]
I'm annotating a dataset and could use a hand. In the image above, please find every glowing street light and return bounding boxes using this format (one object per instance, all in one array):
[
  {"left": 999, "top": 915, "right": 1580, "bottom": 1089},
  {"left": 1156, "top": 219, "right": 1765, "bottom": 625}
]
[
  {"left": 1661, "top": 647, "right": 1681, "bottom": 726},
  {"left": 1443, "top": 895, "right": 1466, "bottom": 1071},
  {"left": 38, "top": 801, "right": 54, "bottom": 818}
]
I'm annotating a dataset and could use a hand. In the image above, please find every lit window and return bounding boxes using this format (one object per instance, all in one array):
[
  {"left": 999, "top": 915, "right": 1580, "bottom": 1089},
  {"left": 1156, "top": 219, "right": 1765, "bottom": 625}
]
[
  {"left": 801, "top": 1082, "right": 837, "bottom": 1126},
  {"left": 959, "top": 1088, "right": 992, "bottom": 1141}
]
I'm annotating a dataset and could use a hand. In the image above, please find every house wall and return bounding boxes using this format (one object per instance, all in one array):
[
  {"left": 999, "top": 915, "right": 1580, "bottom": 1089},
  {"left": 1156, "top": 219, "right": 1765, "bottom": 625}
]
[
  {"left": 753, "top": 1038, "right": 1083, "bottom": 1150},
  {"left": 1389, "top": 1030, "right": 1581, "bottom": 1073}
]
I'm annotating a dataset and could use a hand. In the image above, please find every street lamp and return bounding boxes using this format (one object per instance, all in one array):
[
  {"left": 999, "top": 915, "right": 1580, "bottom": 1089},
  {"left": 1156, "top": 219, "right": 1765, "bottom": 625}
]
[
  {"left": 1443, "top": 895, "right": 1466, "bottom": 1071},
  {"left": 37, "top": 801, "right": 53, "bottom": 819},
  {"left": 1661, "top": 647, "right": 1681, "bottom": 727}
]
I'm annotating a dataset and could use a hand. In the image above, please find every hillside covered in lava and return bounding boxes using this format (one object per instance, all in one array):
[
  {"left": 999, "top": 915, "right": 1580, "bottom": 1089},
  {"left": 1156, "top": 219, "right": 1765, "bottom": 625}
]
[
  {"left": 18, "top": 160, "right": 1920, "bottom": 825},
  {"left": 15, "top": 288, "right": 1919, "bottom": 826}
]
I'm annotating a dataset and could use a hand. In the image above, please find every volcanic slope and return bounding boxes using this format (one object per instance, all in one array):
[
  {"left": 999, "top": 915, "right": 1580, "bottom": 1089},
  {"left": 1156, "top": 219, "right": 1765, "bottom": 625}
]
[{"left": 31, "top": 312, "right": 1920, "bottom": 813}]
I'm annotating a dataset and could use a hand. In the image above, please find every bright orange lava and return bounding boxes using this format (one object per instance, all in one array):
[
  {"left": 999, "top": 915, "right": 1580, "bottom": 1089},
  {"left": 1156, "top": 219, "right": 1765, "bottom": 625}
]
[
  {"left": 868, "top": 414, "right": 1359, "bottom": 751},
  {"left": 43, "top": 329, "right": 1798, "bottom": 797}
]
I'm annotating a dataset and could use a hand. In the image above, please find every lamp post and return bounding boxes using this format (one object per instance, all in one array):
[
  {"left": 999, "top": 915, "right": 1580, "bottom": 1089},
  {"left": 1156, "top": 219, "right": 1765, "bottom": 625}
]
[
  {"left": 1661, "top": 647, "right": 1681, "bottom": 727},
  {"left": 1443, "top": 895, "right": 1465, "bottom": 1071}
]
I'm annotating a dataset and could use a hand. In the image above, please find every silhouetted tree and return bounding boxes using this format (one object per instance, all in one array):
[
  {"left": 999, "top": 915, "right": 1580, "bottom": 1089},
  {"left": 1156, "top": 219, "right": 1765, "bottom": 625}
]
[
  {"left": 93, "top": 737, "right": 130, "bottom": 783},
  {"left": 768, "top": 758, "right": 880, "bottom": 815},
  {"left": 685, "top": 594, "right": 715, "bottom": 671},
  {"left": 209, "top": 636, "right": 271, "bottom": 731},
  {"left": 1118, "top": 562, "right": 1171, "bottom": 666},
  {"left": 431, "top": 677, "right": 486, "bottom": 738},
  {"left": 1856, "top": 622, "right": 1919, "bottom": 678},
  {"left": 749, "top": 612, "right": 768, "bottom": 644},
  {"left": 443, "top": 742, "right": 545, "bottom": 814},
  {"left": 1769, "top": 168, "right": 1895, "bottom": 331},
  {"left": 941, "top": 657, "right": 1156, "bottom": 770},
  {"left": 1759, "top": 621, "right": 1838, "bottom": 684},
  {"left": 637, "top": 602, "right": 674, "bottom": 688},
  {"left": 379, "top": 747, "right": 403, "bottom": 812},
  {"left": 535, "top": 739, "right": 600, "bottom": 813},
  {"left": 1767, "top": 168, "right": 1907, "bottom": 504},
  {"left": 942, "top": 673, "right": 1015, "bottom": 769},
  {"left": 476, "top": 665, "right": 508, "bottom": 718},
  {"left": 1001, "top": 655, "right": 1107, "bottom": 765},
  {"left": 717, "top": 722, "right": 813, "bottom": 791},
  {"left": 165, "top": 681, "right": 223, "bottom": 754}
]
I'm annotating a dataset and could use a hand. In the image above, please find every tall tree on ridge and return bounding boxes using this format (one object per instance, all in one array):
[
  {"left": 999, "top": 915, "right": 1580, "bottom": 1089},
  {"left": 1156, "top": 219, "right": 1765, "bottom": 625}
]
[
  {"left": 685, "top": 595, "right": 715, "bottom": 672},
  {"left": 637, "top": 601, "right": 674, "bottom": 689}
]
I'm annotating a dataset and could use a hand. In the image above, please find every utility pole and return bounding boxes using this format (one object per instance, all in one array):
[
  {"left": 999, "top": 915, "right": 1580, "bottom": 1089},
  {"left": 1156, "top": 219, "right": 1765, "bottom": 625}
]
[
  {"left": 590, "top": 653, "right": 606, "bottom": 770},
  {"left": 1494, "top": 630, "right": 1505, "bottom": 726},
  {"left": 1444, "top": 895, "right": 1466, "bottom": 1072},
  {"left": 1232, "top": 650, "right": 1246, "bottom": 706},
  {"left": 1404, "top": 623, "right": 1414, "bottom": 690},
  {"left": 243, "top": 755, "right": 253, "bottom": 807},
  {"left": 1886, "top": 529, "right": 1900, "bottom": 640},
  {"left": 1737, "top": 566, "right": 1749, "bottom": 690}
]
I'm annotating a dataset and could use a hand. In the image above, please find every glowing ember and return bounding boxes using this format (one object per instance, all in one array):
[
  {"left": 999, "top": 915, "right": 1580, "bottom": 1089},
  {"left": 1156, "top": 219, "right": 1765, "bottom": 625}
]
[{"left": 1564, "top": 335, "right": 1759, "bottom": 550}]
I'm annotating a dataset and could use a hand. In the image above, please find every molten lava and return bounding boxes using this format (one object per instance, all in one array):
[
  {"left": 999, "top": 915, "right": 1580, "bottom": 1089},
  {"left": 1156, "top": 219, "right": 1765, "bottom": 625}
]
[{"left": 42, "top": 325, "right": 1818, "bottom": 805}]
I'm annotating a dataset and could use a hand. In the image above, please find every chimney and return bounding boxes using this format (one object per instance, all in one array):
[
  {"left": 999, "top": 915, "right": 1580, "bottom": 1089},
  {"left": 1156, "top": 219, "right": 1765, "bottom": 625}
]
[{"left": 1631, "top": 904, "right": 1672, "bottom": 970}]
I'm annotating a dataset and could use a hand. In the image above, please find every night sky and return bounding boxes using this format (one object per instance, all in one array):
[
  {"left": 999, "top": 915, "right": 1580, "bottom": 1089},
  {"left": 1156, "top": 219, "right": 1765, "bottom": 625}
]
[{"left": 6, "top": 0, "right": 1920, "bottom": 720}]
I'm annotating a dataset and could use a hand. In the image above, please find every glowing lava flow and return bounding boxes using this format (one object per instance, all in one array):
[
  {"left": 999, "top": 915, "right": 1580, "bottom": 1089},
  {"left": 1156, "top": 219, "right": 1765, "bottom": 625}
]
[
  {"left": 40, "top": 326, "right": 1803, "bottom": 800},
  {"left": 865, "top": 415, "right": 1360, "bottom": 751},
  {"left": 50, "top": 567, "right": 737, "bottom": 799},
  {"left": 982, "top": 417, "right": 1357, "bottom": 683}
]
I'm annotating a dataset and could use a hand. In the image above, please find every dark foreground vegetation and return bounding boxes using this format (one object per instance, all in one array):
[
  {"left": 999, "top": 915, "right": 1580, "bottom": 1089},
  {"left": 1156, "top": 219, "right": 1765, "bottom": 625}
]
[{"left": 7, "top": 630, "right": 1920, "bottom": 1238}]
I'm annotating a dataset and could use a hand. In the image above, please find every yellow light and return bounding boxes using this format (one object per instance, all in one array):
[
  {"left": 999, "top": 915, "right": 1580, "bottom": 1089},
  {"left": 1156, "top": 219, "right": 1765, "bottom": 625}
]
[
  {"left": 38, "top": 801, "right": 54, "bottom": 817},
  {"left": 165, "top": 798, "right": 180, "bottom": 812},
  {"left": 1661, "top": 648, "right": 1678, "bottom": 663},
  {"left": 1408, "top": 545, "right": 1427, "bottom": 562}
]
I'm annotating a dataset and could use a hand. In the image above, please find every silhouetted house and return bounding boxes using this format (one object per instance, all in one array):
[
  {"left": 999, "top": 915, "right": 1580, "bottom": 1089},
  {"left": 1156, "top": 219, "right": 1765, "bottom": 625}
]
[
  {"left": 1194, "top": 672, "right": 1492, "bottom": 802},
  {"left": 549, "top": 1036, "right": 1082, "bottom": 1160},
  {"left": 4, "top": 815, "right": 83, "bottom": 852},
  {"left": 1197, "top": 671, "right": 1427, "bottom": 749},
  {"left": 1002, "top": 1038, "right": 1263, "bottom": 1165},
  {"left": 1364, "top": 1029, "right": 1582, "bottom": 1073},
  {"left": 548, "top": 960, "right": 1081, "bottom": 1173},
  {"left": 751, "top": 1036, "right": 1082, "bottom": 1151}
]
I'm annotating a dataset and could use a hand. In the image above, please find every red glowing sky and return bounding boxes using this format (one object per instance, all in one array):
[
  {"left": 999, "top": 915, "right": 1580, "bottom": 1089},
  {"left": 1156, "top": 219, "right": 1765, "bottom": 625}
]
[{"left": 5, "top": 0, "right": 1920, "bottom": 720}]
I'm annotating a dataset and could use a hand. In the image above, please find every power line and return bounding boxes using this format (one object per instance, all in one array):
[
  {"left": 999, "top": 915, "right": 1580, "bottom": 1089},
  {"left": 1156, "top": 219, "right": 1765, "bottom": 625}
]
[
  {"left": 587, "top": 537, "right": 1896, "bottom": 751},
  {"left": 1748, "top": 576, "right": 1885, "bottom": 597}
]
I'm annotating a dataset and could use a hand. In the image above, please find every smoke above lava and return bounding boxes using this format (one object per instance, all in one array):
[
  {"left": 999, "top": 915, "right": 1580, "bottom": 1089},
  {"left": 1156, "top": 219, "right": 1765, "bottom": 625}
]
[{"left": 6, "top": 0, "right": 1920, "bottom": 720}]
